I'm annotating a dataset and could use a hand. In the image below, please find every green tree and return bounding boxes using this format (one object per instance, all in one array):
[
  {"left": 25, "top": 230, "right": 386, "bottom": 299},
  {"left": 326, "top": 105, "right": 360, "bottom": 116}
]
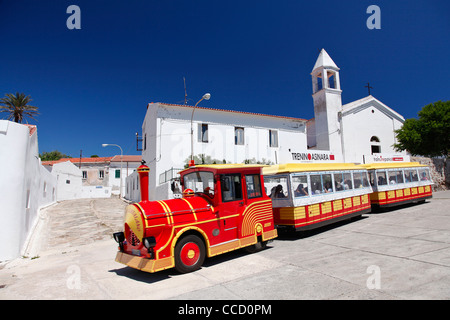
[
  {"left": 40, "top": 151, "right": 72, "bottom": 161},
  {"left": 0, "top": 92, "right": 39, "bottom": 123},
  {"left": 394, "top": 100, "right": 450, "bottom": 157}
]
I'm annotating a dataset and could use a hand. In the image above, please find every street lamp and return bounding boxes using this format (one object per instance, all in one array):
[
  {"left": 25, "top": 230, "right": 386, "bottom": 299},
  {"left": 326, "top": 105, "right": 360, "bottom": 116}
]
[
  {"left": 190, "top": 93, "right": 211, "bottom": 167},
  {"left": 102, "top": 143, "right": 123, "bottom": 198}
]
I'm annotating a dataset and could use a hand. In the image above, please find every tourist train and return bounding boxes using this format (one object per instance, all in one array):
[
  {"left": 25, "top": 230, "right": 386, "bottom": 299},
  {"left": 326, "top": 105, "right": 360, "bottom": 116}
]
[{"left": 113, "top": 161, "right": 433, "bottom": 274}]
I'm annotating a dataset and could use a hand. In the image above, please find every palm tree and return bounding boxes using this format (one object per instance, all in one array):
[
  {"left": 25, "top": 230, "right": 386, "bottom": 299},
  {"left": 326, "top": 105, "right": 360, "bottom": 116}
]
[{"left": 0, "top": 92, "right": 39, "bottom": 123}]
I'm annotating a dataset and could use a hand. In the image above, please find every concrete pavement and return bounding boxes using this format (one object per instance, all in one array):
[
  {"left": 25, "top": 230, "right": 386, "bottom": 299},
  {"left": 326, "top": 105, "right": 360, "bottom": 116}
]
[{"left": 1, "top": 192, "right": 450, "bottom": 300}]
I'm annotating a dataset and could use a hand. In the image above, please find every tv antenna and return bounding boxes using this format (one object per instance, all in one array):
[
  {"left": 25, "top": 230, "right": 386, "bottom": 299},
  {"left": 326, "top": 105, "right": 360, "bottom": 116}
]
[{"left": 183, "top": 77, "right": 188, "bottom": 105}]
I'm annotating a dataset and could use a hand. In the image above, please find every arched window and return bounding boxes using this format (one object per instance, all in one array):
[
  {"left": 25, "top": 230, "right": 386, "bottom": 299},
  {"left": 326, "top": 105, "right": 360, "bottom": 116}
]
[{"left": 370, "top": 136, "right": 381, "bottom": 154}]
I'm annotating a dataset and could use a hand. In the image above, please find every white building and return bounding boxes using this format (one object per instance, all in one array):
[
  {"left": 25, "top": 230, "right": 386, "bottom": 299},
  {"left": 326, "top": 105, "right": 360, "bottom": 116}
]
[
  {"left": 139, "top": 101, "right": 308, "bottom": 200},
  {"left": 134, "top": 49, "right": 406, "bottom": 201},
  {"left": 51, "top": 161, "right": 84, "bottom": 201},
  {"left": 307, "top": 49, "right": 406, "bottom": 164},
  {"left": 108, "top": 155, "right": 142, "bottom": 196},
  {"left": 0, "top": 121, "right": 57, "bottom": 261},
  {"left": 43, "top": 155, "right": 141, "bottom": 200}
]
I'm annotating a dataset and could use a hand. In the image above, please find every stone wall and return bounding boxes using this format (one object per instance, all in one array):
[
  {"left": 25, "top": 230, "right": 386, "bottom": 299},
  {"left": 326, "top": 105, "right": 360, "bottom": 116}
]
[{"left": 411, "top": 156, "right": 449, "bottom": 191}]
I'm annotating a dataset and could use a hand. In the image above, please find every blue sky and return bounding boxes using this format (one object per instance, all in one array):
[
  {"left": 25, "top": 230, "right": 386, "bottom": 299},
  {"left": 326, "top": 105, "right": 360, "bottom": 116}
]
[{"left": 1, "top": 0, "right": 449, "bottom": 158}]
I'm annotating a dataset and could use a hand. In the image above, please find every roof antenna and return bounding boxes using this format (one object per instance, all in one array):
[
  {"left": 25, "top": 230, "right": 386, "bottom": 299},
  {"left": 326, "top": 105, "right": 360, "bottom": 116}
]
[{"left": 183, "top": 76, "right": 188, "bottom": 105}]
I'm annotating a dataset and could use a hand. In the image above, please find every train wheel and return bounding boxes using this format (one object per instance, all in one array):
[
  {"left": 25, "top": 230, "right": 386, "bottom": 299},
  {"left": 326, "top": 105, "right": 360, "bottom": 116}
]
[{"left": 174, "top": 235, "right": 205, "bottom": 273}]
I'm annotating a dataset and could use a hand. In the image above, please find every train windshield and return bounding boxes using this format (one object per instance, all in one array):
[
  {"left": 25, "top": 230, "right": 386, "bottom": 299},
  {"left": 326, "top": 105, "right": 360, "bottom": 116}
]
[{"left": 183, "top": 171, "right": 215, "bottom": 198}]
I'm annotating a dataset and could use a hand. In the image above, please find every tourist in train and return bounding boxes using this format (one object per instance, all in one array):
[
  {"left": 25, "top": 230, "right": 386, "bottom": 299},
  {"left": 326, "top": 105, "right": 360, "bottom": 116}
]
[
  {"left": 274, "top": 184, "right": 287, "bottom": 198},
  {"left": 343, "top": 180, "right": 351, "bottom": 190},
  {"left": 324, "top": 181, "right": 333, "bottom": 193},
  {"left": 312, "top": 182, "right": 322, "bottom": 194},
  {"left": 335, "top": 180, "right": 344, "bottom": 191},
  {"left": 294, "top": 184, "right": 309, "bottom": 197},
  {"left": 378, "top": 175, "right": 386, "bottom": 185}
]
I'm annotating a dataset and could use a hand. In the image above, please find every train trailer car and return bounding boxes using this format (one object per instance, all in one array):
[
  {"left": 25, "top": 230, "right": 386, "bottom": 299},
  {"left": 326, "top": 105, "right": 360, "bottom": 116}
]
[
  {"left": 262, "top": 163, "right": 373, "bottom": 232},
  {"left": 360, "top": 162, "right": 433, "bottom": 209},
  {"left": 113, "top": 162, "right": 277, "bottom": 274}
]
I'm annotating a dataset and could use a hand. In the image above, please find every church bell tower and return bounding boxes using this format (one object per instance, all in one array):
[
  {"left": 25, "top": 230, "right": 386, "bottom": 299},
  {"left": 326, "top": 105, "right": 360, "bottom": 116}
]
[{"left": 311, "top": 49, "right": 343, "bottom": 157}]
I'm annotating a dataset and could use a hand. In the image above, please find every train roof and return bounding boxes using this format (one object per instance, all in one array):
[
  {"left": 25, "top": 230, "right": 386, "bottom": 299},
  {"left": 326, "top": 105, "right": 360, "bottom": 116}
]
[
  {"left": 359, "top": 162, "right": 428, "bottom": 170},
  {"left": 179, "top": 163, "right": 267, "bottom": 175},
  {"left": 262, "top": 163, "right": 364, "bottom": 175}
]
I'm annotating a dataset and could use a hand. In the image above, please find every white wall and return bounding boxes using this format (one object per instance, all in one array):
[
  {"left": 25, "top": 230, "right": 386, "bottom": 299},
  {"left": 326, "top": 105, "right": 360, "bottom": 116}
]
[
  {"left": 80, "top": 185, "right": 112, "bottom": 198},
  {"left": 0, "top": 121, "right": 57, "bottom": 261},
  {"left": 342, "top": 102, "right": 406, "bottom": 164},
  {"left": 52, "top": 161, "right": 83, "bottom": 201},
  {"left": 125, "top": 171, "right": 140, "bottom": 202}
]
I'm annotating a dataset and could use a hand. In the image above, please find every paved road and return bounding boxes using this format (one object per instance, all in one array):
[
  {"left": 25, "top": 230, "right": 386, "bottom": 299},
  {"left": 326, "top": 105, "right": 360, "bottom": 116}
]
[{"left": 1, "top": 192, "right": 450, "bottom": 300}]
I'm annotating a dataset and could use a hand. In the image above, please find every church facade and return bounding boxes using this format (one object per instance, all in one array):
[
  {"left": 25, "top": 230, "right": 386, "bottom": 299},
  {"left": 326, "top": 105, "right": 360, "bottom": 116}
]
[
  {"left": 307, "top": 49, "right": 406, "bottom": 164},
  {"left": 135, "top": 49, "right": 407, "bottom": 200}
]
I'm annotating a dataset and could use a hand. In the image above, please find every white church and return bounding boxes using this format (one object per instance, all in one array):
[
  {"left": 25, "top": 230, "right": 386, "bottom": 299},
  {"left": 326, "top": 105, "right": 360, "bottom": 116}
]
[{"left": 127, "top": 49, "right": 407, "bottom": 201}]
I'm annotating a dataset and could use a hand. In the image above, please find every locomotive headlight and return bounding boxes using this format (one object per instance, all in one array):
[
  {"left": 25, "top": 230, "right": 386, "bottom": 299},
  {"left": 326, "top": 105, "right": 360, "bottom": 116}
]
[
  {"left": 113, "top": 232, "right": 125, "bottom": 243},
  {"left": 143, "top": 236, "right": 156, "bottom": 249}
]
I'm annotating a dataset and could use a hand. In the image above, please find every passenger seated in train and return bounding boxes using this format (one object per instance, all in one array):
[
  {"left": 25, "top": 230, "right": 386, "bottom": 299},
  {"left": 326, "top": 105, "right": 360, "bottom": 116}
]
[
  {"left": 312, "top": 182, "right": 322, "bottom": 194},
  {"left": 324, "top": 181, "right": 333, "bottom": 193},
  {"left": 294, "top": 184, "right": 308, "bottom": 197},
  {"left": 343, "top": 180, "right": 352, "bottom": 190},
  {"left": 271, "top": 184, "right": 287, "bottom": 198},
  {"left": 378, "top": 176, "right": 387, "bottom": 185}
]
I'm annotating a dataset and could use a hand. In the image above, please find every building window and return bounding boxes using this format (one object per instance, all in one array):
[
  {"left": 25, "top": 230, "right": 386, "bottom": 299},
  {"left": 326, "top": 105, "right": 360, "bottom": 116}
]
[
  {"left": 328, "top": 71, "right": 336, "bottom": 89},
  {"left": 370, "top": 136, "right": 381, "bottom": 154},
  {"left": 314, "top": 71, "right": 323, "bottom": 93},
  {"left": 144, "top": 134, "right": 147, "bottom": 151},
  {"left": 269, "top": 130, "right": 278, "bottom": 147},
  {"left": 82, "top": 171, "right": 87, "bottom": 179},
  {"left": 198, "top": 123, "right": 208, "bottom": 143},
  {"left": 115, "top": 169, "right": 121, "bottom": 179},
  {"left": 99, "top": 170, "right": 105, "bottom": 179},
  {"left": 235, "top": 127, "right": 244, "bottom": 145}
]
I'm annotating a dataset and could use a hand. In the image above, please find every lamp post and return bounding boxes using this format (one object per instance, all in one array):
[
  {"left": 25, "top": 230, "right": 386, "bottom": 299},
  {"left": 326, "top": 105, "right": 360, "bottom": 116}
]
[
  {"left": 102, "top": 143, "right": 123, "bottom": 198},
  {"left": 190, "top": 93, "right": 211, "bottom": 167}
]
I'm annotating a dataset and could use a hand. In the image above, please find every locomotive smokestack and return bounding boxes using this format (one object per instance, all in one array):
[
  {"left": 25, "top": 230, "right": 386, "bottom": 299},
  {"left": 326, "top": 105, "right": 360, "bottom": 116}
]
[{"left": 137, "top": 160, "right": 150, "bottom": 202}]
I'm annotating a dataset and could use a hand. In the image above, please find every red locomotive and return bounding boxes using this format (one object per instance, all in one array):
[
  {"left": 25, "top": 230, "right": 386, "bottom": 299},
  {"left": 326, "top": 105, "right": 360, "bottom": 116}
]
[{"left": 114, "top": 162, "right": 277, "bottom": 273}]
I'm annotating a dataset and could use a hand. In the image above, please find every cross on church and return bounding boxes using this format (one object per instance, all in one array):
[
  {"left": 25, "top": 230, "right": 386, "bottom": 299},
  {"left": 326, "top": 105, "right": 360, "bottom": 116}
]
[{"left": 365, "top": 82, "right": 373, "bottom": 95}]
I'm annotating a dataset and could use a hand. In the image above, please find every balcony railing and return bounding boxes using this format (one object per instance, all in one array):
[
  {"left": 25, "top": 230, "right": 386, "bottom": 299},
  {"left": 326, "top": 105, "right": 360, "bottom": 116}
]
[{"left": 159, "top": 167, "right": 183, "bottom": 185}]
